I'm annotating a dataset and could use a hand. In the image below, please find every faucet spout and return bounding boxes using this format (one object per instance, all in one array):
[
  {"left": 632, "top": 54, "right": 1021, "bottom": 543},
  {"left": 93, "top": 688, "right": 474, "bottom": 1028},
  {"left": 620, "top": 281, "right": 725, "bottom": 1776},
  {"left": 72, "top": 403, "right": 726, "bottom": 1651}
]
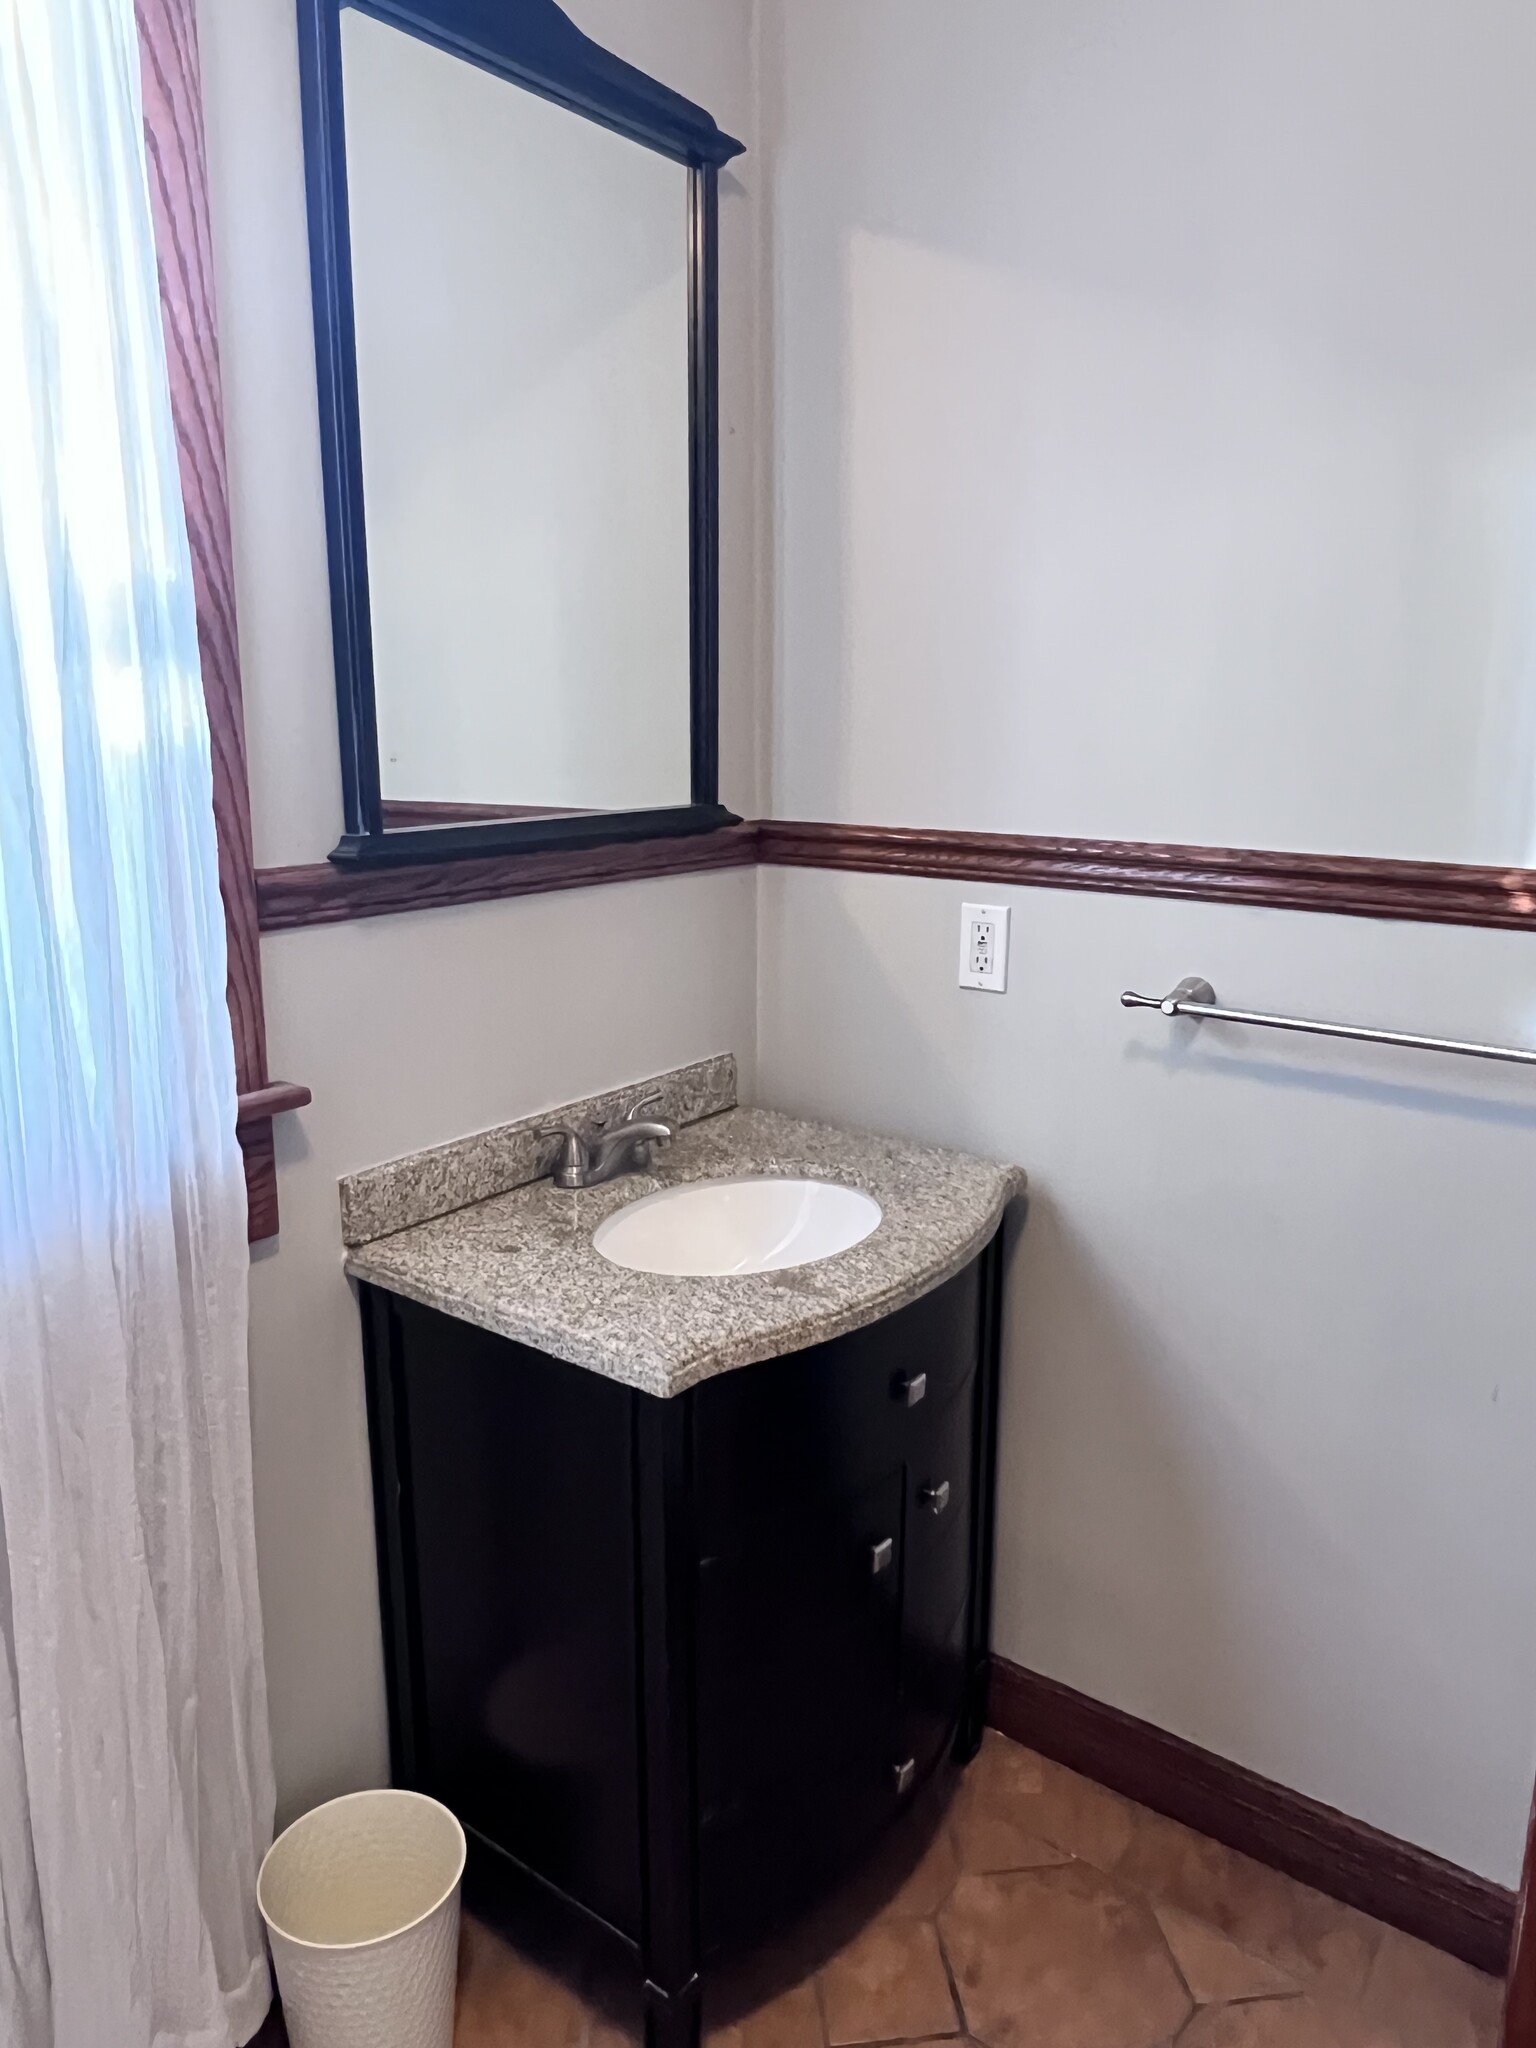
[{"left": 587, "top": 1119, "right": 673, "bottom": 1183}]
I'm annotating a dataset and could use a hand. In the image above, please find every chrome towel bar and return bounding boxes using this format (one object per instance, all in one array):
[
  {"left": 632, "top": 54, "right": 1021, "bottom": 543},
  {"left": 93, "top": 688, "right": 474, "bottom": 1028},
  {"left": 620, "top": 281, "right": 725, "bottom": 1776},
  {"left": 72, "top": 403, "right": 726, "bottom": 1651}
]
[{"left": 1121, "top": 977, "right": 1536, "bottom": 1069}]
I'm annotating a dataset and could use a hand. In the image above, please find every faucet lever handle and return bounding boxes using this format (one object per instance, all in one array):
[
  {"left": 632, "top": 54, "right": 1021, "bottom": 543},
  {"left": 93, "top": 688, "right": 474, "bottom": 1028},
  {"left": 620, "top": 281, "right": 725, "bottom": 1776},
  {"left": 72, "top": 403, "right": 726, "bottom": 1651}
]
[
  {"left": 621, "top": 1091, "right": 664, "bottom": 1125},
  {"left": 536, "top": 1124, "right": 591, "bottom": 1182}
]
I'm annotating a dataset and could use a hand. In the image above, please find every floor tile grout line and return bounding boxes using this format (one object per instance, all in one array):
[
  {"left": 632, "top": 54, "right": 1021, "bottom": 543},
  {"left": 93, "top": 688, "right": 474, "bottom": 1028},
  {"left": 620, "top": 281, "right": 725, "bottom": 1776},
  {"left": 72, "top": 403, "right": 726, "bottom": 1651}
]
[
  {"left": 930, "top": 1906, "right": 970, "bottom": 2042},
  {"left": 956, "top": 1851, "right": 1078, "bottom": 1880},
  {"left": 1141, "top": 1895, "right": 1197, "bottom": 2011},
  {"left": 820, "top": 2032, "right": 966, "bottom": 2048}
]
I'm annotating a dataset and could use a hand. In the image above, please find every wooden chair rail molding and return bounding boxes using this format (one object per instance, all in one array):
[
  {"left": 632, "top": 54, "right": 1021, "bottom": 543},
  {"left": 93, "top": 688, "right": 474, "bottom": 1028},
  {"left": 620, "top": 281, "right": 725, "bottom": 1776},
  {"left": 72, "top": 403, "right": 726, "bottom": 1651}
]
[
  {"left": 757, "top": 821, "right": 1536, "bottom": 930},
  {"left": 988, "top": 1657, "right": 1516, "bottom": 1979},
  {"left": 256, "top": 819, "right": 1536, "bottom": 934},
  {"left": 256, "top": 823, "right": 760, "bottom": 929}
]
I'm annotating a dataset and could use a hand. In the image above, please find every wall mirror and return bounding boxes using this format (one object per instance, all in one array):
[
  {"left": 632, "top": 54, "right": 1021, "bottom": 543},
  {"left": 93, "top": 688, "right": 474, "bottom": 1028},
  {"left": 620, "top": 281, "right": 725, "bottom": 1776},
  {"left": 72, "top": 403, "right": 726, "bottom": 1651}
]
[{"left": 296, "top": 0, "right": 743, "bottom": 866}]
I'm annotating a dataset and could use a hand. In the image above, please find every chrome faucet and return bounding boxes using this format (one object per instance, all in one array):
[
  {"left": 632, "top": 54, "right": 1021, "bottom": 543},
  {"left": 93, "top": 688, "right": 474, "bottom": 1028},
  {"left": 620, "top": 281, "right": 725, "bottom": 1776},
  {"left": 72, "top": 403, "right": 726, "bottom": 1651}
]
[{"left": 537, "top": 1093, "right": 674, "bottom": 1191}]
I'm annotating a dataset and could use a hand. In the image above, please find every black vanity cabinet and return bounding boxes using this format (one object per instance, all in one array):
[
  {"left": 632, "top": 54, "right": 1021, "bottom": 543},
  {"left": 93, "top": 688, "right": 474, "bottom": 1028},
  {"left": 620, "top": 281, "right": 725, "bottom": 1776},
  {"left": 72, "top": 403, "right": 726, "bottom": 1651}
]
[{"left": 359, "top": 1236, "right": 1003, "bottom": 2048}]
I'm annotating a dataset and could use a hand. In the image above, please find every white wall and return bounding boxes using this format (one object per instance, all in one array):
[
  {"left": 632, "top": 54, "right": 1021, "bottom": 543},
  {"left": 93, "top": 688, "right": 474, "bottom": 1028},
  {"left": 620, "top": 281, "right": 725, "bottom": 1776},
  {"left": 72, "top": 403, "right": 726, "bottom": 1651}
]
[
  {"left": 758, "top": 870, "right": 1536, "bottom": 1883},
  {"left": 765, "top": 0, "right": 1536, "bottom": 867},
  {"left": 198, "top": 0, "right": 761, "bottom": 1820},
  {"left": 760, "top": 0, "right": 1536, "bottom": 1885}
]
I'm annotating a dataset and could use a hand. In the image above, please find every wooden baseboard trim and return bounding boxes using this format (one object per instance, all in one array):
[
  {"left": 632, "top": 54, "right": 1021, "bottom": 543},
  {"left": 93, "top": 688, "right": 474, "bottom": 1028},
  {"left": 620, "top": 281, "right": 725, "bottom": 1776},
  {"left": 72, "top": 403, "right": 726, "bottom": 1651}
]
[
  {"left": 987, "top": 1656, "right": 1514, "bottom": 1976},
  {"left": 256, "top": 824, "right": 760, "bottom": 931},
  {"left": 759, "top": 820, "right": 1536, "bottom": 933}
]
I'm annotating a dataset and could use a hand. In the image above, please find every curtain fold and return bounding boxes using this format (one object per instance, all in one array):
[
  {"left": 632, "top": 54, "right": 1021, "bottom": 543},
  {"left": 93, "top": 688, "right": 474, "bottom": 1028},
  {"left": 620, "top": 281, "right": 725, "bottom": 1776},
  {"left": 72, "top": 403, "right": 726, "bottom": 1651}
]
[{"left": 0, "top": 1, "right": 275, "bottom": 2043}]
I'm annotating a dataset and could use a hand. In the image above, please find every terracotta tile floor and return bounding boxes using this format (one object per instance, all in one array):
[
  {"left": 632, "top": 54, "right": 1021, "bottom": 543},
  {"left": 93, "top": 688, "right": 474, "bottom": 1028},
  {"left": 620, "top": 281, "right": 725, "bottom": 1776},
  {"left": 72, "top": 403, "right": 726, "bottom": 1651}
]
[{"left": 261, "top": 1732, "right": 1506, "bottom": 2048}]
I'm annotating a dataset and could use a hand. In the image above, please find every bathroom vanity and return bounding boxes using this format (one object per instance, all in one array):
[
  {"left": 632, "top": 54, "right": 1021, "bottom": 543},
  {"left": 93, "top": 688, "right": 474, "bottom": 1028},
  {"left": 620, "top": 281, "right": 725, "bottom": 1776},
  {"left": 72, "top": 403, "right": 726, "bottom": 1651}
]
[{"left": 343, "top": 1059, "right": 1021, "bottom": 2048}]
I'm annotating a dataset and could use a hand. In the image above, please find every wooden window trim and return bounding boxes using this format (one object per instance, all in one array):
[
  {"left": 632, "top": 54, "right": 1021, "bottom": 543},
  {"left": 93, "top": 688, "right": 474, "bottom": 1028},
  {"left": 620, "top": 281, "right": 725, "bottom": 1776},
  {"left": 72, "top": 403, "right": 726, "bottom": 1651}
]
[{"left": 137, "top": 0, "right": 309, "bottom": 1242}]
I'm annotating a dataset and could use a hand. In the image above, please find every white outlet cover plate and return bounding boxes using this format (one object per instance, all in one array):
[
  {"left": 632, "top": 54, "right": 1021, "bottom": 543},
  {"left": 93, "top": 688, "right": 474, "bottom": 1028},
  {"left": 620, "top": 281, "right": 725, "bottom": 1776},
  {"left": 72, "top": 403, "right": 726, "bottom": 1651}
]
[{"left": 959, "top": 902, "right": 1010, "bottom": 992}]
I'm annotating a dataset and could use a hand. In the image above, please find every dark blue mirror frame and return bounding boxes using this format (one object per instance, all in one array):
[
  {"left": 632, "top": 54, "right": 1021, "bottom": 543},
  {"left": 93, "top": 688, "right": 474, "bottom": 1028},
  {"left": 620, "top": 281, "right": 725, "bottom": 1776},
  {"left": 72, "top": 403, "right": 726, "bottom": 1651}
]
[{"left": 295, "top": 0, "right": 745, "bottom": 869}]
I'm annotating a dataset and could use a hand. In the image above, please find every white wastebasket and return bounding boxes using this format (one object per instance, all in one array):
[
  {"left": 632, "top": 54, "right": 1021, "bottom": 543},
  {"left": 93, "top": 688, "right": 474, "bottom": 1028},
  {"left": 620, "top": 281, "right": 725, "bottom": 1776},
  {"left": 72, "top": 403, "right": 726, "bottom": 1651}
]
[{"left": 257, "top": 1789, "right": 467, "bottom": 2048}]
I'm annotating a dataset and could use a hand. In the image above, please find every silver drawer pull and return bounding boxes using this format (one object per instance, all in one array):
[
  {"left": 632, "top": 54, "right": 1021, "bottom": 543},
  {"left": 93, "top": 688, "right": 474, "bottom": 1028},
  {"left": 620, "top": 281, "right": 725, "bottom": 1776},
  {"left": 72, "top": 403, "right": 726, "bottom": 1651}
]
[
  {"left": 893, "top": 1757, "right": 916, "bottom": 1795},
  {"left": 870, "top": 1536, "right": 894, "bottom": 1575},
  {"left": 919, "top": 1480, "right": 951, "bottom": 1516},
  {"left": 894, "top": 1371, "right": 927, "bottom": 1407}
]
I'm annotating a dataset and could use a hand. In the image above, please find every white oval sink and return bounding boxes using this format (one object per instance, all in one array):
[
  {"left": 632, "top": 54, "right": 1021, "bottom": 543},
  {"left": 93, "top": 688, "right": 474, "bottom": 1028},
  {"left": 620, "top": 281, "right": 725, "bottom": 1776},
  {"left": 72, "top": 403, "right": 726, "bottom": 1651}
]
[{"left": 592, "top": 1177, "right": 881, "bottom": 1277}]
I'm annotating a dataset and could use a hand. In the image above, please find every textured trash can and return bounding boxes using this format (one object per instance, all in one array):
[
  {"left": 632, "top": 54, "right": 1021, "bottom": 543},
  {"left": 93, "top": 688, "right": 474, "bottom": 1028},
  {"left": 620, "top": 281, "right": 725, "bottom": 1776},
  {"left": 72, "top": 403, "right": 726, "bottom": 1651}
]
[{"left": 257, "top": 1789, "right": 466, "bottom": 2048}]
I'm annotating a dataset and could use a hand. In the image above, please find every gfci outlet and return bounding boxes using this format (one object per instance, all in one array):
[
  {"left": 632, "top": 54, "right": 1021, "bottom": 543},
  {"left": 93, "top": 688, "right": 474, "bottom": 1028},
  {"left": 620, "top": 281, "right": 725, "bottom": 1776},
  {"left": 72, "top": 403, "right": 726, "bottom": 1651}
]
[{"left": 958, "top": 902, "right": 1010, "bottom": 992}]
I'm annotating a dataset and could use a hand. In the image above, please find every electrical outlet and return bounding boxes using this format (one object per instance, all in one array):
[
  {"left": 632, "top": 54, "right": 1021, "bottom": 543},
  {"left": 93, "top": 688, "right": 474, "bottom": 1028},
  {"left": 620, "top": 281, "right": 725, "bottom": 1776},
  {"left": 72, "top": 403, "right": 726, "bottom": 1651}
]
[{"left": 958, "top": 902, "right": 1009, "bottom": 992}]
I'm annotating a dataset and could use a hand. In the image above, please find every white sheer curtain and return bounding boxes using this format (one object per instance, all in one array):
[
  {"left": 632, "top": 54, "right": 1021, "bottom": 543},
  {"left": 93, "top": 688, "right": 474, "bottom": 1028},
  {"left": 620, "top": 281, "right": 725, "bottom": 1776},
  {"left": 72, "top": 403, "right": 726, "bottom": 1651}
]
[{"left": 0, "top": 2, "right": 275, "bottom": 2044}]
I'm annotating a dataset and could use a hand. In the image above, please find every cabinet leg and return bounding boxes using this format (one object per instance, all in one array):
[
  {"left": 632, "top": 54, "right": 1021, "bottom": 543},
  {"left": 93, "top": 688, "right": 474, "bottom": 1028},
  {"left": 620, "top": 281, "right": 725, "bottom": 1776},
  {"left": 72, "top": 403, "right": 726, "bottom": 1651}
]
[{"left": 643, "top": 1974, "right": 701, "bottom": 2048}]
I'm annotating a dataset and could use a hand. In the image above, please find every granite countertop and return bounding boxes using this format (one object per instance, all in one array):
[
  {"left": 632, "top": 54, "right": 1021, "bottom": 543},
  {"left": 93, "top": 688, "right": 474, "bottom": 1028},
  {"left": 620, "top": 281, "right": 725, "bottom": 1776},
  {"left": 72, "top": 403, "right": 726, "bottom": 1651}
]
[{"left": 344, "top": 1085, "right": 1023, "bottom": 1398}]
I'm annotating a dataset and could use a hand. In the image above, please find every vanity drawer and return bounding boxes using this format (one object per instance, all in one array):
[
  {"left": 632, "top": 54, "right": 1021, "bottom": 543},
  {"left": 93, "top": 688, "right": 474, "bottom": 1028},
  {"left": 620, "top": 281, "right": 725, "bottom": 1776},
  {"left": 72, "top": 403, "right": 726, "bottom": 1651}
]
[
  {"left": 903, "top": 1365, "right": 978, "bottom": 1638},
  {"left": 696, "top": 1469, "right": 903, "bottom": 1803},
  {"left": 690, "top": 1262, "right": 982, "bottom": 1544}
]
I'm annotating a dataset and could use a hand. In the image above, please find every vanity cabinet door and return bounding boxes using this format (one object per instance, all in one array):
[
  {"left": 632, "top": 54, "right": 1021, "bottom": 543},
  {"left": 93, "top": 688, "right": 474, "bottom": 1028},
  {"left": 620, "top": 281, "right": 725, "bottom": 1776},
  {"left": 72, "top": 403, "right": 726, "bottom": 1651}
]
[
  {"left": 378, "top": 1298, "right": 645, "bottom": 1940},
  {"left": 695, "top": 1467, "right": 903, "bottom": 1804}
]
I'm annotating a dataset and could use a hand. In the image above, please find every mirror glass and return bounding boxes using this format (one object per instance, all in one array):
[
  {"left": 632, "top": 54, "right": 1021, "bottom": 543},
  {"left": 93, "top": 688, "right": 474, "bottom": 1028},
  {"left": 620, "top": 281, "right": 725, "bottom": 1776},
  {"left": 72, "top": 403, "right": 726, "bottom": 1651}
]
[{"left": 340, "top": 10, "right": 693, "bottom": 829}]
